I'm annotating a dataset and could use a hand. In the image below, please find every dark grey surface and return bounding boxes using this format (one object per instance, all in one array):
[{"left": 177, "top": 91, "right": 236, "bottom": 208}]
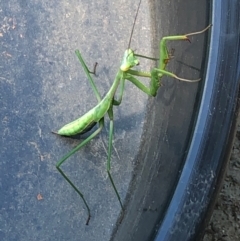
[{"left": 0, "top": 1, "right": 150, "bottom": 241}]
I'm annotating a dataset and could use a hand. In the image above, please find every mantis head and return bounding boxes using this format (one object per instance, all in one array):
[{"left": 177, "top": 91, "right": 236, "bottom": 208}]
[{"left": 120, "top": 49, "right": 139, "bottom": 71}]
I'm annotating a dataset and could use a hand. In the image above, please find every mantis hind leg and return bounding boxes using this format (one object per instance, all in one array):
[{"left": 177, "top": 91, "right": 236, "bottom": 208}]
[
  {"left": 106, "top": 106, "right": 124, "bottom": 210},
  {"left": 56, "top": 118, "right": 104, "bottom": 225}
]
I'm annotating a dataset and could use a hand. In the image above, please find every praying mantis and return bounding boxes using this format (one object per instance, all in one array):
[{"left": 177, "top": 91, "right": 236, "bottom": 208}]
[{"left": 53, "top": 0, "right": 212, "bottom": 225}]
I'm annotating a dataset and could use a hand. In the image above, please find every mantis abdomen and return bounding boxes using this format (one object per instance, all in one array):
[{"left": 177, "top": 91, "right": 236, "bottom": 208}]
[{"left": 57, "top": 94, "right": 114, "bottom": 136}]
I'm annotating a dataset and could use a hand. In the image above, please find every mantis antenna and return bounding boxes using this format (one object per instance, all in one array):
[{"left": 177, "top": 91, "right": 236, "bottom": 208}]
[{"left": 128, "top": 0, "right": 142, "bottom": 49}]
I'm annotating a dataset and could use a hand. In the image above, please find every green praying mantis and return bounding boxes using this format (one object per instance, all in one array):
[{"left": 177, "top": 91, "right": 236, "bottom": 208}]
[{"left": 53, "top": 0, "right": 212, "bottom": 225}]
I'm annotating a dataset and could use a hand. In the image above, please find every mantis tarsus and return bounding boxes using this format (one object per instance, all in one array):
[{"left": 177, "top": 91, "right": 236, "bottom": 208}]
[{"left": 53, "top": 0, "right": 212, "bottom": 225}]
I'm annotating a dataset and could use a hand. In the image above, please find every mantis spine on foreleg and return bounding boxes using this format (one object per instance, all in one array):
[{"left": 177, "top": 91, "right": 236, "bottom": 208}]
[{"left": 53, "top": 0, "right": 212, "bottom": 225}]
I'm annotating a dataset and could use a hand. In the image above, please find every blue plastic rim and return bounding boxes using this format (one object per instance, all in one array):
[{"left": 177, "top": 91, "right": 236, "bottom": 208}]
[{"left": 155, "top": 0, "right": 240, "bottom": 240}]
